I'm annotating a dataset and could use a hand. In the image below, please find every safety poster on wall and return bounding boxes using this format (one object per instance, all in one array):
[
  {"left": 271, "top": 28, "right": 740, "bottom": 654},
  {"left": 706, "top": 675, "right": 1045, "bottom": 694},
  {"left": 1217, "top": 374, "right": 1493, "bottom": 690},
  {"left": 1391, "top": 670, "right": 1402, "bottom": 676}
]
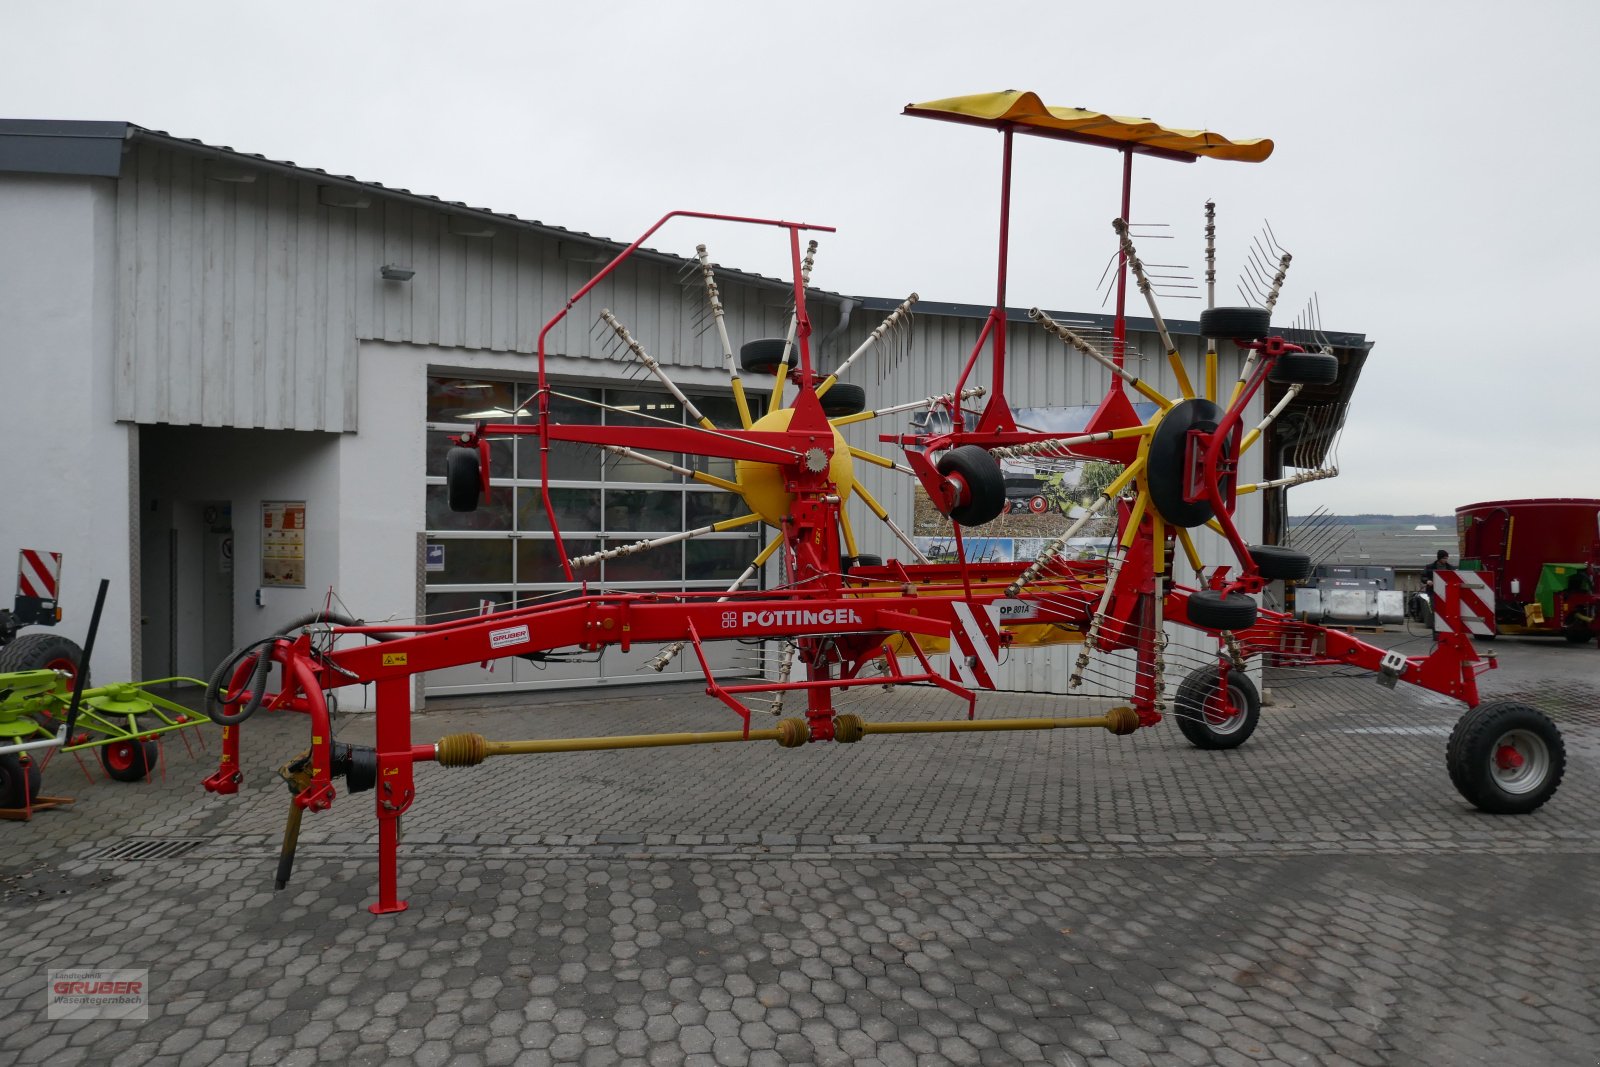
[{"left": 261, "top": 501, "right": 307, "bottom": 587}]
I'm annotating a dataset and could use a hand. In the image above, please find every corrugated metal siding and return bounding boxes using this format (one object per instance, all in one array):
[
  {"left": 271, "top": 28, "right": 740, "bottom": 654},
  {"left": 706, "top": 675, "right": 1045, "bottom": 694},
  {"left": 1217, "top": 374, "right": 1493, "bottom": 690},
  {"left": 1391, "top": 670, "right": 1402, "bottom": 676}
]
[
  {"left": 352, "top": 198, "right": 800, "bottom": 368},
  {"left": 116, "top": 146, "right": 359, "bottom": 431},
  {"left": 114, "top": 143, "right": 804, "bottom": 432}
]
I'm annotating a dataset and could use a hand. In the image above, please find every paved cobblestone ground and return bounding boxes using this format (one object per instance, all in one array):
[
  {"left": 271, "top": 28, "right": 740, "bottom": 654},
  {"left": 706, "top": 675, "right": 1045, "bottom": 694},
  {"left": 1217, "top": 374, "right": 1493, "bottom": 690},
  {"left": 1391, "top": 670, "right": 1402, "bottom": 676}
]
[{"left": 2, "top": 635, "right": 1596, "bottom": 1065}]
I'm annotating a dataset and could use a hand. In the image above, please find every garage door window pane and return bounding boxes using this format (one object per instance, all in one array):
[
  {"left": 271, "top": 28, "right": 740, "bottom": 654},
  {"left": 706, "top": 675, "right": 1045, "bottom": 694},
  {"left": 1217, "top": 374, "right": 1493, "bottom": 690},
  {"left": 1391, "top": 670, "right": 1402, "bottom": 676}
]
[
  {"left": 426, "top": 484, "right": 512, "bottom": 531},
  {"left": 686, "top": 539, "right": 753, "bottom": 580},
  {"left": 426, "top": 589, "right": 514, "bottom": 624},
  {"left": 518, "top": 538, "right": 601, "bottom": 583},
  {"left": 428, "top": 379, "right": 514, "bottom": 422},
  {"left": 605, "top": 489, "right": 681, "bottom": 533},
  {"left": 607, "top": 388, "right": 683, "bottom": 427},
  {"left": 518, "top": 487, "right": 602, "bottom": 532},
  {"left": 606, "top": 544, "right": 681, "bottom": 583},
  {"left": 427, "top": 538, "right": 512, "bottom": 584},
  {"left": 685, "top": 490, "right": 749, "bottom": 527}
]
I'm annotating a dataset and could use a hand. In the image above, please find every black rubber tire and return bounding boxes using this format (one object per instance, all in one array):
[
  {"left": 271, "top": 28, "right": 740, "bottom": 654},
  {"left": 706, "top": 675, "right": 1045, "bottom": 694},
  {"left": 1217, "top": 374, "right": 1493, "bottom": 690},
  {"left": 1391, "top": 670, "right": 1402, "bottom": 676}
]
[
  {"left": 98, "top": 739, "right": 158, "bottom": 783},
  {"left": 1249, "top": 544, "right": 1313, "bottom": 581},
  {"left": 1563, "top": 617, "right": 1594, "bottom": 645},
  {"left": 740, "top": 338, "right": 791, "bottom": 374},
  {"left": 1268, "top": 351, "right": 1339, "bottom": 385},
  {"left": 0, "top": 754, "right": 42, "bottom": 808},
  {"left": 819, "top": 383, "right": 867, "bottom": 418},
  {"left": 1186, "top": 589, "right": 1259, "bottom": 630},
  {"left": 1146, "top": 398, "right": 1224, "bottom": 528},
  {"left": 446, "top": 446, "right": 482, "bottom": 513},
  {"left": 1199, "top": 306, "right": 1271, "bottom": 341},
  {"left": 0, "top": 633, "right": 89, "bottom": 688},
  {"left": 1445, "top": 701, "right": 1565, "bottom": 814},
  {"left": 935, "top": 446, "right": 1007, "bottom": 527},
  {"left": 1174, "top": 665, "right": 1261, "bottom": 750},
  {"left": 843, "top": 555, "right": 883, "bottom": 572}
]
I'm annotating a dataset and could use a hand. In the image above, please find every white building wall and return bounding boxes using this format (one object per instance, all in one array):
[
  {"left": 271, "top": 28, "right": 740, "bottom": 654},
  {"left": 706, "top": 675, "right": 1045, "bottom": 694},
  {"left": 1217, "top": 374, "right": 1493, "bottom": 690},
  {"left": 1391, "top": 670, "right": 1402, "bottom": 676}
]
[{"left": 0, "top": 175, "right": 135, "bottom": 680}]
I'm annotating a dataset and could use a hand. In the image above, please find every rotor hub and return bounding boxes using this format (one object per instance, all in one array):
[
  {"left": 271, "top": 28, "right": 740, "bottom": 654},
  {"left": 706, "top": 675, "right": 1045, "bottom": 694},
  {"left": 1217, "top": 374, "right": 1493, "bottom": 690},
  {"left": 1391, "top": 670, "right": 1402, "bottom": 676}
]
[{"left": 733, "top": 409, "right": 856, "bottom": 526}]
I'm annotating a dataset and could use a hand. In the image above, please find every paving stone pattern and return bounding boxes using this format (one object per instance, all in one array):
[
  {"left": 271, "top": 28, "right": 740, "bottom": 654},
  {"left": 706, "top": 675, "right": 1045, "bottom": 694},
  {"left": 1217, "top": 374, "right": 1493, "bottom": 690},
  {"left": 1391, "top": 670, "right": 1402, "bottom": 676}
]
[{"left": 1, "top": 637, "right": 1596, "bottom": 1065}]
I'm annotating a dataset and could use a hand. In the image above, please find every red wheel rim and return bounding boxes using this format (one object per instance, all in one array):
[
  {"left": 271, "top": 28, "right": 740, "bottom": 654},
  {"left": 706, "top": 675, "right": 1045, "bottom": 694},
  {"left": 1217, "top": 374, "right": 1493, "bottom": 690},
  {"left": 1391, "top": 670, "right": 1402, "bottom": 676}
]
[
  {"left": 105, "top": 743, "right": 137, "bottom": 772},
  {"left": 1204, "top": 687, "right": 1241, "bottom": 726},
  {"left": 45, "top": 657, "right": 79, "bottom": 685}
]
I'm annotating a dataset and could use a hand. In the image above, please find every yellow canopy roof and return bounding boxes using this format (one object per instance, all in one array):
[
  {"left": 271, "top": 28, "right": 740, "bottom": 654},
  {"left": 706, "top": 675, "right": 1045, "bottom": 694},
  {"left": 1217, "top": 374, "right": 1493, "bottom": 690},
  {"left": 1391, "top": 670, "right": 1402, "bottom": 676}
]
[{"left": 904, "top": 91, "right": 1273, "bottom": 163}]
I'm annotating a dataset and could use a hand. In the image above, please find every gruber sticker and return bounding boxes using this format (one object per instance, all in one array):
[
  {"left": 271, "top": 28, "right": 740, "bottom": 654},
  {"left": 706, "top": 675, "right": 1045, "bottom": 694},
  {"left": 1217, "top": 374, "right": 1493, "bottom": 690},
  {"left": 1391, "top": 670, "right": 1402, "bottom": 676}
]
[{"left": 489, "top": 624, "right": 531, "bottom": 649}]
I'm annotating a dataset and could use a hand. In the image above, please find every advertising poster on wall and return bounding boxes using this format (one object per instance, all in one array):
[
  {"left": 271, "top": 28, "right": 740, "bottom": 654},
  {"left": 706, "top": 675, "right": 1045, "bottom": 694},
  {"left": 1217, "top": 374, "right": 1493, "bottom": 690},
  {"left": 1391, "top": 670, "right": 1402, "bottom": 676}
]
[
  {"left": 910, "top": 402, "right": 1153, "bottom": 560},
  {"left": 261, "top": 501, "right": 307, "bottom": 587},
  {"left": 912, "top": 536, "right": 1017, "bottom": 564}
]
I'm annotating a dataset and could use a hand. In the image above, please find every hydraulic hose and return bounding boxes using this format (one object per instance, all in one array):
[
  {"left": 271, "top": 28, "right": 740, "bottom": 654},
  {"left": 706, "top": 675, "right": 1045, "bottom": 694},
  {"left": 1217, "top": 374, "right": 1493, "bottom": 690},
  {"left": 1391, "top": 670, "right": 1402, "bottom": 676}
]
[
  {"left": 204, "top": 611, "right": 391, "bottom": 727},
  {"left": 204, "top": 638, "right": 278, "bottom": 727}
]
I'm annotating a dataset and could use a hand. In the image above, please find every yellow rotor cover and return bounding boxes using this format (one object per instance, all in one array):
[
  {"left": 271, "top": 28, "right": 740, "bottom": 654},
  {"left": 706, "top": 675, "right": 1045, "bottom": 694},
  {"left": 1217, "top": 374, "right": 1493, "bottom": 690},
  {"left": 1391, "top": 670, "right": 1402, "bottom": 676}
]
[{"left": 734, "top": 408, "right": 855, "bottom": 526}]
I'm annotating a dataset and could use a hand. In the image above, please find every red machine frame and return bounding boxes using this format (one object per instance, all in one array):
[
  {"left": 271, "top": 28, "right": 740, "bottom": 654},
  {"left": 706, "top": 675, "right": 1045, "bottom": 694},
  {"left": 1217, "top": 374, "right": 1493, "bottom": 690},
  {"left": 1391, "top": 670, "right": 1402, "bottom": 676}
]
[{"left": 202, "top": 95, "right": 1553, "bottom": 915}]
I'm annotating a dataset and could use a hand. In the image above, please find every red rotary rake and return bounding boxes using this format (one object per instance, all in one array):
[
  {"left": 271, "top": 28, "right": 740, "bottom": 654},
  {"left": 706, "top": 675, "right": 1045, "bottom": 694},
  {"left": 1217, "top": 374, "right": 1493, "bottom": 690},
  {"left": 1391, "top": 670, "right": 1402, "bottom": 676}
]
[{"left": 202, "top": 91, "right": 1565, "bottom": 915}]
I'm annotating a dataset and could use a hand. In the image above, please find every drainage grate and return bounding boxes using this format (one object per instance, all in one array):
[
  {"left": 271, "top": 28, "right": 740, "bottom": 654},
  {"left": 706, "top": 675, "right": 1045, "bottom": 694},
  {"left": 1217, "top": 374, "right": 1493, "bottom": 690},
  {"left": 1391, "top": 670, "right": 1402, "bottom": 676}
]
[{"left": 89, "top": 838, "right": 209, "bottom": 861}]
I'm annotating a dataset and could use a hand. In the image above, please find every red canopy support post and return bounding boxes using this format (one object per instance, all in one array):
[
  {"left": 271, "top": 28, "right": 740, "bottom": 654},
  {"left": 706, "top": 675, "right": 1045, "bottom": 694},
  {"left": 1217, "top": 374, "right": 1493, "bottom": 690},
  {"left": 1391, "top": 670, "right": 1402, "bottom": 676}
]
[
  {"left": 1112, "top": 148, "right": 1134, "bottom": 375},
  {"left": 993, "top": 125, "right": 1014, "bottom": 392},
  {"left": 975, "top": 127, "right": 1020, "bottom": 436}
]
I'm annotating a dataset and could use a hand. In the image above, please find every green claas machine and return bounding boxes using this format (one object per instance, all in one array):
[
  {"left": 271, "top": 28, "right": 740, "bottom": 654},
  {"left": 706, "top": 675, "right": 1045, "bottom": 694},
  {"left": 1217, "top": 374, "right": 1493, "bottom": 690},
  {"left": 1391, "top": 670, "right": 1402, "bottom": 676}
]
[{"left": 0, "top": 576, "right": 207, "bottom": 819}]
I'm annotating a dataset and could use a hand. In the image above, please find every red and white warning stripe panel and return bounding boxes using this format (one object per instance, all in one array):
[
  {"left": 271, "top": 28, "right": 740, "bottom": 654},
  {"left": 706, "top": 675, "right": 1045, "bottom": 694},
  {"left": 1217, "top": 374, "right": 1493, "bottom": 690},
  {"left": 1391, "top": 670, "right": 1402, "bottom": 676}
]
[
  {"left": 17, "top": 549, "right": 62, "bottom": 601},
  {"left": 947, "top": 602, "right": 1003, "bottom": 689},
  {"left": 1434, "top": 570, "right": 1495, "bottom": 636}
]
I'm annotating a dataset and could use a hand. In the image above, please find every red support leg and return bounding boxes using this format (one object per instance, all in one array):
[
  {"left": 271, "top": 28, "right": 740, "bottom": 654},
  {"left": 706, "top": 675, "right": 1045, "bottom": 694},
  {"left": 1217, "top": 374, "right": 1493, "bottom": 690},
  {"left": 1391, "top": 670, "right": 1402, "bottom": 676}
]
[
  {"left": 804, "top": 641, "right": 836, "bottom": 742},
  {"left": 1130, "top": 594, "right": 1163, "bottom": 727},
  {"left": 203, "top": 724, "right": 243, "bottom": 795},
  {"left": 370, "top": 677, "right": 415, "bottom": 915}
]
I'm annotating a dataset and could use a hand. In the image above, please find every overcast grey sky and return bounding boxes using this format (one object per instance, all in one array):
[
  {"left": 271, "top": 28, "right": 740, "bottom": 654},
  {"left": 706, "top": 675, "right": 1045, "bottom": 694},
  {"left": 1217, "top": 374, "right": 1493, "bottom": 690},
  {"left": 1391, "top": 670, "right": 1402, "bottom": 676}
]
[{"left": 6, "top": 0, "right": 1597, "bottom": 515}]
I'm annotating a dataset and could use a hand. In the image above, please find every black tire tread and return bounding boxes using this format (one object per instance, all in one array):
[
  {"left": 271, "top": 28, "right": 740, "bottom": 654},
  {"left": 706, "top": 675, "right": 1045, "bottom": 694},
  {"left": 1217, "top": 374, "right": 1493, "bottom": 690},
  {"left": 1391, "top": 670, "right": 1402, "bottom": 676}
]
[
  {"left": 0, "top": 754, "right": 28, "bottom": 808},
  {"left": 1249, "top": 544, "right": 1314, "bottom": 581},
  {"left": 819, "top": 382, "right": 867, "bottom": 418},
  {"left": 1199, "top": 306, "right": 1271, "bottom": 341},
  {"left": 740, "top": 338, "right": 791, "bottom": 374},
  {"left": 1174, "top": 666, "right": 1261, "bottom": 750},
  {"left": 1186, "top": 589, "right": 1259, "bottom": 630},
  {"left": 0, "top": 633, "right": 88, "bottom": 684},
  {"left": 936, "top": 446, "right": 1007, "bottom": 527},
  {"left": 1445, "top": 701, "right": 1565, "bottom": 814},
  {"left": 446, "top": 446, "right": 482, "bottom": 513},
  {"left": 99, "top": 739, "right": 159, "bottom": 784},
  {"left": 1146, "top": 399, "right": 1223, "bottom": 528},
  {"left": 1269, "top": 351, "right": 1340, "bottom": 385}
]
